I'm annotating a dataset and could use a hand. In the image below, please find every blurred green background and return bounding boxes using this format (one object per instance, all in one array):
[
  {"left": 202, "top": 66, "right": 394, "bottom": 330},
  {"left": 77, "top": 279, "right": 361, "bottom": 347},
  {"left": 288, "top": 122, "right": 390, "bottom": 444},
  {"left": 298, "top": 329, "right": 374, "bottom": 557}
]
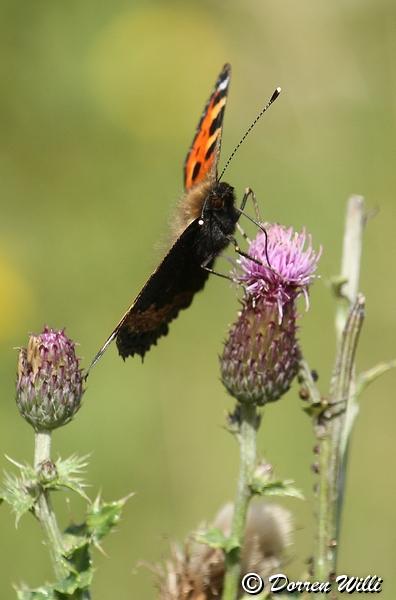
[{"left": 1, "top": 1, "right": 395, "bottom": 598}]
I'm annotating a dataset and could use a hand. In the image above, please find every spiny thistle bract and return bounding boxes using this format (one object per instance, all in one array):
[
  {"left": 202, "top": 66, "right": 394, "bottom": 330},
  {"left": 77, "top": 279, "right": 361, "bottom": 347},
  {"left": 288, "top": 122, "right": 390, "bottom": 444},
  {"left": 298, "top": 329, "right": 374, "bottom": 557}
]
[
  {"left": 221, "top": 224, "right": 320, "bottom": 405},
  {"left": 16, "top": 326, "right": 84, "bottom": 431}
]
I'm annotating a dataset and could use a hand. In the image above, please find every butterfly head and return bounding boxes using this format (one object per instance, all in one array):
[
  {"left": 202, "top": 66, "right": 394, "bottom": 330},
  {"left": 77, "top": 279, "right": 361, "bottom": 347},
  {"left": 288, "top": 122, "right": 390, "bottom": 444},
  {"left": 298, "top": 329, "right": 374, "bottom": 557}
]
[{"left": 201, "top": 181, "right": 238, "bottom": 233}]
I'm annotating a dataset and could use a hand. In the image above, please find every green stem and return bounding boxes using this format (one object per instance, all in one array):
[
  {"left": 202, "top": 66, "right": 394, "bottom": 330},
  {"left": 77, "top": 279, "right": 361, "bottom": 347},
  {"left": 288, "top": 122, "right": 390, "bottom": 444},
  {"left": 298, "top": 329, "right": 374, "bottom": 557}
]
[
  {"left": 335, "top": 195, "right": 365, "bottom": 340},
  {"left": 222, "top": 403, "right": 258, "bottom": 600},
  {"left": 315, "top": 297, "right": 365, "bottom": 582},
  {"left": 34, "top": 430, "right": 68, "bottom": 580},
  {"left": 314, "top": 196, "right": 366, "bottom": 585}
]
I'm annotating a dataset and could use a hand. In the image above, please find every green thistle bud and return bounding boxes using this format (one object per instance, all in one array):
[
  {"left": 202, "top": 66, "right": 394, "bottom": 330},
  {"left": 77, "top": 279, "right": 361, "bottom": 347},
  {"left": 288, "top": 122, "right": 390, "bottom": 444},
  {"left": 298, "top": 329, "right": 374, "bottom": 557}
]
[
  {"left": 16, "top": 327, "right": 84, "bottom": 431},
  {"left": 221, "top": 299, "right": 300, "bottom": 405}
]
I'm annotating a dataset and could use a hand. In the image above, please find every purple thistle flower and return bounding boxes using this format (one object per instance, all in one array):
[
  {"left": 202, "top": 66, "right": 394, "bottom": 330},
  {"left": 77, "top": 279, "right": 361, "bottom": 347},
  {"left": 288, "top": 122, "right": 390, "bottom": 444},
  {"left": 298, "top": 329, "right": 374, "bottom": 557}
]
[
  {"left": 221, "top": 224, "right": 320, "bottom": 405},
  {"left": 239, "top": 224, "right": 321, "bottom": 319},
  {"left": 16, "top": 326, "right": 84, "bottom": 431}
]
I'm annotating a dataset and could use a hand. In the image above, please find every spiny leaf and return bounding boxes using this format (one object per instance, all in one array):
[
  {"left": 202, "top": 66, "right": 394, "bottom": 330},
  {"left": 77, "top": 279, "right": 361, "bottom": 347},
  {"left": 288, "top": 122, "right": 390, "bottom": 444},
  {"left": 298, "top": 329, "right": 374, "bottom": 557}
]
[
  {"left": 251, "top": 477, "right": 304, "bottom": 500},
  {"left": 16, "top": 586, "right": 57, "bottom": 599},
  {"left": 55, "top": 455, "right": 89, "bottom": 481},
  {"left": 1, "top": 457, "right": 40, "bottom": 524},
  {"left": 16, "top": 584, "right": 60, "bottom": 599},
  {"left": 0, "top": 470, "right": 38, "bottom": 525},
  {"left": 54, "top": 562, "right": 93, "bottom": 595},
  {"left": 86, "top": 494, "right": 131, "bottom": 544},
  {"left": 43, "top": 455, "right": 91, "bottom": 501},
  {"left": 17, "top": 581, "right": 91, "bottom": 599}
]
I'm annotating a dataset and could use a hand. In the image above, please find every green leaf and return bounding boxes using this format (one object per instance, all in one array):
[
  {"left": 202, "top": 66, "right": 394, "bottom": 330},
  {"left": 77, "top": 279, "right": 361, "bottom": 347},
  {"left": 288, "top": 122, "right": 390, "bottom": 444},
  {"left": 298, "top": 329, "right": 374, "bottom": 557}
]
[
  {"left": 17, "top": 541, "right": 93, "bottom": 596},
  {"left": 251, "top": 477, "right": 304, "bottom": 500},
  {"left": 86, "top": 494, "right": 130, "bottom": 544},
  {"left": 63, "top": 526, "right": 89, "bottom": 555},
  {"left": 64, "top": 541, "right": 92, "bottom": 576},
  {"left": 16, "top": 586, "right": 58, "bottom": 599},
  {"left": 16, "top": 487, "right": 130, "bottom": 598},
  {"left": 0, "top": 469, "right": 38, "bottom": 525},
  {"left": 356, "top": 360, "right": 396, "bottom": 397},
  {"left": 54, "top": 564, "right": 93, "bottom": 595},
  {"left": 195, "top": 527, "right": 228, "bottom": 549},
  {"left": 48, "top": 455, "right": 90, "bottom": 501},
  {"left": 1, "top": 457, "right": 40, "bottom": 524},
  {"left": 17, "top": 582, "right": 90, "bottom": 599},
  {"left": 195, "top": 528, "right": 241, "bottom": 554}
]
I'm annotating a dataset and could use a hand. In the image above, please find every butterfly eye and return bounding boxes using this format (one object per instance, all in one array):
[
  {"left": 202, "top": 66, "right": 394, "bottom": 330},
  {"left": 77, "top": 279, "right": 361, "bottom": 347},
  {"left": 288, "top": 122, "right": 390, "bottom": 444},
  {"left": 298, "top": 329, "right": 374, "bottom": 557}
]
[{"left": 213, "top": 197, "right": 224, "bottom": 210}]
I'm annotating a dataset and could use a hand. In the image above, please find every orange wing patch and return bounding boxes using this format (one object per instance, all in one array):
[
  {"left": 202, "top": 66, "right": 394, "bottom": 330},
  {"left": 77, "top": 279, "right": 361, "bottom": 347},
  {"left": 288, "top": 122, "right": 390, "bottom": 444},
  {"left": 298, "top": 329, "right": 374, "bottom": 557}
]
[{"left": 184, "top": 64, "right": 231, "bottom": 191}]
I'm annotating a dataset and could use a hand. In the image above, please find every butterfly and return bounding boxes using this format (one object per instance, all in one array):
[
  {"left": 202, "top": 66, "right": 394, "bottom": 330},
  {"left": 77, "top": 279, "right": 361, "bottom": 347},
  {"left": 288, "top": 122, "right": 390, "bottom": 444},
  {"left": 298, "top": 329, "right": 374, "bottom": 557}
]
[{"left": 88, "top": 64, "right": 280, "bottom": 371}]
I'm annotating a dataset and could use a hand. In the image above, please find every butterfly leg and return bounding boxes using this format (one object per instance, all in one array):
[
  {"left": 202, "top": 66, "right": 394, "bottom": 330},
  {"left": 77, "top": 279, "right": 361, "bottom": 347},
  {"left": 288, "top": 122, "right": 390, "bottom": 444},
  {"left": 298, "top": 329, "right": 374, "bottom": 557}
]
[
  {"left": 226, "top": 235, "right": 264, "bottom": 267},
  {"left": 236, "top": 221, "right": 251, "bottom": 245},
  {"left": 239, "top": 187, "right": 262, "bottom": 222},
  {"left": 237, "top": 188, "right": 274, "bottom": 269},
  {"left": 235, "top": 220, "right": 276, "bottom": 275},
  {"left": 201, "top": 255, "right": 242, "bottom": 284}
]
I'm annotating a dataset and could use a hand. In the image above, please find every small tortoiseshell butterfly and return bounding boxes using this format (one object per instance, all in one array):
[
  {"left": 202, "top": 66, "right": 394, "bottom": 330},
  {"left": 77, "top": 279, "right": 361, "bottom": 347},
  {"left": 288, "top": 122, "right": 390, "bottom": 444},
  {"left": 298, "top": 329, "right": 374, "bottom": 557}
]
[{"left": 89, "top": 64, "right": 280, "bottom": 370}]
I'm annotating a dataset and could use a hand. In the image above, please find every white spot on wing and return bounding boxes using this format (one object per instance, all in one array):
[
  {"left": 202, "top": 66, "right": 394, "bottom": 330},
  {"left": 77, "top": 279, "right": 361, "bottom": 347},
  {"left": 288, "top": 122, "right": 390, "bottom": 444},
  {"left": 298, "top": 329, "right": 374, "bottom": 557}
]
[{"left": 218, "top": 77, "right": 230, "bottom": 92}]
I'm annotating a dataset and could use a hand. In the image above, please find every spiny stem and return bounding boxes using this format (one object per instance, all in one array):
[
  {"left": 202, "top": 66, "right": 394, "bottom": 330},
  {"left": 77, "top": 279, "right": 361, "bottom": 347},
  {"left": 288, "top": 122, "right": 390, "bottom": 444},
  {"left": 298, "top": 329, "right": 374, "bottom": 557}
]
[
  {"left": 222, "top": 403, "right": 258, "bottom": 600},
  {"left": 34, "top": 431, "right": 68, "bottom": 580}
]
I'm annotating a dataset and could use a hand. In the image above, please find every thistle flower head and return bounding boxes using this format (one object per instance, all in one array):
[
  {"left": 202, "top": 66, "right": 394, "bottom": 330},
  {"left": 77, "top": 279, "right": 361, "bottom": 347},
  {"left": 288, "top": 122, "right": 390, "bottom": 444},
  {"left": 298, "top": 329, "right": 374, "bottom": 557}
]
[
  {"left": 221, "top": 223, "right": 321, "bottom": 405},
  {"left": 16, "top": 326, "right": 84, "bottom": 431},
  {"left": 239, "top": 224, "right": 320, "bottom": 312}
]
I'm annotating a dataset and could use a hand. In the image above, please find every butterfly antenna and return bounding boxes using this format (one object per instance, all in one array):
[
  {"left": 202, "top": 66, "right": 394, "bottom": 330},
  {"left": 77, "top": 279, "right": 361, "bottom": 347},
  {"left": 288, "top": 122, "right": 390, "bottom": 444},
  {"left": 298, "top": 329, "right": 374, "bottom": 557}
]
[{"left": 219, "top": 86, "right": 281, "bottom": 181}]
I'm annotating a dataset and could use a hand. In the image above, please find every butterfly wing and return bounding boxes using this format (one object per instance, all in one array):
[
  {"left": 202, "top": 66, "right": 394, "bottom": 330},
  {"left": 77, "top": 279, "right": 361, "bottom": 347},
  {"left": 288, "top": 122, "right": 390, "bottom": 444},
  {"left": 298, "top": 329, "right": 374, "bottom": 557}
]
[
  {"left": 87, "top": 219, "right": 211, "bottom": 370},
  {"left": 87, "top": 65, "right": 233, "bottom": 374},
  {"left": 183, "top": 63, "right": 231, "bottom": 191}
]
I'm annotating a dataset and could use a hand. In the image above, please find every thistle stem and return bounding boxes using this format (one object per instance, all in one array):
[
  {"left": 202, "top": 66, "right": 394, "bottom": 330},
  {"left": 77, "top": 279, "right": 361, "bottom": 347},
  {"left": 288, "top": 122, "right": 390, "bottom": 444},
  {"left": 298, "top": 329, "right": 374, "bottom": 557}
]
[
  {"left": 34, "top": 430, "right": 68, "bottom": 581},
  {"left": 222, "top": 403, "right": 258, "bottom": 600},
  {"left": 315, "top": 297, "right": 365, "bottom": 582},
  {"left": 314, "top": 196, "right": 366, "bottom": 584}
]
